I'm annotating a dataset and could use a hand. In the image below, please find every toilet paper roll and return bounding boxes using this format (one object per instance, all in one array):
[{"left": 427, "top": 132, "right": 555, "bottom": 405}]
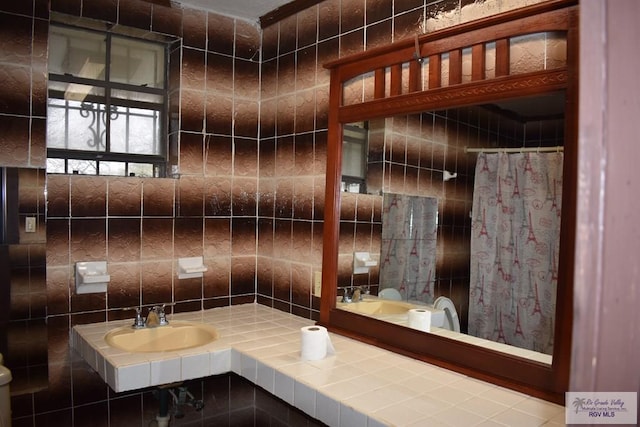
[
  {"left": 300, "top": 326, "right": 335, "bottom": 361},
  {"left": 408, "top": 308, "right": 431, "bottom": 332}
]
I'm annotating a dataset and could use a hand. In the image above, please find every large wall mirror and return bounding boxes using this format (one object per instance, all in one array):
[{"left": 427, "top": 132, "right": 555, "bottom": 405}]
[{"left": 320, "top": 1, "right": 578, "bottom": 404}]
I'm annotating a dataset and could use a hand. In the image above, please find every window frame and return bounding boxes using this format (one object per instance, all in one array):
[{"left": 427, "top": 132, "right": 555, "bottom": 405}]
[{"left": 46, "top": 23, "right": 170, "bottom": 177}]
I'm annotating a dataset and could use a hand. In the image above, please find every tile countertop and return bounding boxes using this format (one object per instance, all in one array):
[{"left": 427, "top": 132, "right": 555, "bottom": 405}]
[{"left": 72, "top": 303, "right": 566, "bottom": 427}]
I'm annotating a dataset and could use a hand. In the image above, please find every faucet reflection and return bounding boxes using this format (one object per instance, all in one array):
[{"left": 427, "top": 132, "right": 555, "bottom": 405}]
[{"left": 339, "top": 286, "right": 368, "bottom": 303}]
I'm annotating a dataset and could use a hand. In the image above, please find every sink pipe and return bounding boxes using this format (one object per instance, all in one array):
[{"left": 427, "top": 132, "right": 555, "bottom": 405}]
[{"left": 153, "top": 383, "right": 204, "bottom": 426}]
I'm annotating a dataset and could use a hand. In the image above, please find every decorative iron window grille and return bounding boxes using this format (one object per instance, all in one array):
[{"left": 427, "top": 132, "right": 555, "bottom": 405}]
[{"left": 47, "top": 24, "right": 169, "bottom": 177}]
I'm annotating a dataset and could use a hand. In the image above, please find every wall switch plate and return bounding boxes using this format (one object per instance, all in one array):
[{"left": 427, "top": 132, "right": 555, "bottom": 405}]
[
  {"left": 25, "top": 217, "right": 36, "bottom": 233},
  {"left": 313, "top": 271, "right": 322, "bottom": 297}
]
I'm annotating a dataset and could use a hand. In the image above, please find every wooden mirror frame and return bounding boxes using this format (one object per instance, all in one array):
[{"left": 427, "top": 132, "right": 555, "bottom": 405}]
[{"left": 319, "top": 0, "right": 578, "bottom": 404}]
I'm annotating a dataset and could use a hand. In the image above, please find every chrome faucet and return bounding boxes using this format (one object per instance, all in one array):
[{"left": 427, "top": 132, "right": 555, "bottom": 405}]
[
  {"left": 145, "top": 305, "right": 169, "bottom": 327},
  {"left": 131, "top": 305, "right": 169, "bottom": 328},
  {"left": 132, "top": 307, "right": 145, "bottom": 329},
  {"left": 145, "top": 307, "right": 160, "bottom": 327},
  {"left": 340, "top": 286, "right": 366, "bottom": 303}
]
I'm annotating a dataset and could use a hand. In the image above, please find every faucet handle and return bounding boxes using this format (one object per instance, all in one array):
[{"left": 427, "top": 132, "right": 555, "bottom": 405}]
[
  {"left": 352, "top": 286, "right": 362, "bottom": 302},
  {"left": 132, "top": 307, "right": 145, "bottom": 329},
  {"left": 340, "top": 287, "right": 353, "bottom": 303},
  {"left": 156, "top": 304, "right": 169, "bottom": 325}
]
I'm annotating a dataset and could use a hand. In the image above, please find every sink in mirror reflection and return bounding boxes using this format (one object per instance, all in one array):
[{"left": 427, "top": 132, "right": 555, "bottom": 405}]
[
  {"left": 337, "top": 295, "right": 445, "bottom": 327},
  {"left": 105, "top": 321, "right": 218, "bottom": 353}
]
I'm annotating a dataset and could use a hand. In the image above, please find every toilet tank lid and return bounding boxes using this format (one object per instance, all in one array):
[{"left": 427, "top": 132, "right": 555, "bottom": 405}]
[{"left": 0, "top": 365, "right": 11, "bottom": 385}]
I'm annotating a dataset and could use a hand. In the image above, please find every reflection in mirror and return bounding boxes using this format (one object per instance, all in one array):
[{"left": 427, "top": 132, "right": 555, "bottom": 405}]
[
  {"left": 338, "top": 93, "right": 565, "bottom": 365},
  {"left": 379, "top": 193, "right": 438, "bottom": 305}
]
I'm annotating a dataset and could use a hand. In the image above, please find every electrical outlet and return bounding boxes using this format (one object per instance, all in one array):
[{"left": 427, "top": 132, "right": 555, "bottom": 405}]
[
  {"left": 25, "top": 217, "right": 36, "bottom": 233},
  {"left": 313, "top": 271, "right": 322, "bottom": 297}
]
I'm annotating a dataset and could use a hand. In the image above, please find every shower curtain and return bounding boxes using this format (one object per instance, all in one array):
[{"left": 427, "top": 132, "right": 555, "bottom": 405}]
[
  {"left": 468, "top": 152, "right": 563, "bottom": 354},
  {"left": 379, "top": 193, "right": 438, "bottom": 304}
]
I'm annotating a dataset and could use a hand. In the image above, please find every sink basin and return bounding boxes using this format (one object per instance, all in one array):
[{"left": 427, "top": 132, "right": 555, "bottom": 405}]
[
  {"left": 337, "top": 297, "right": 445, "bottom": 327},
  {"left": 105, "top": 321, "right": 218, "bottom": 353},
  {"left": 338, "top": 299, "right": 416, "bottom": 315}
]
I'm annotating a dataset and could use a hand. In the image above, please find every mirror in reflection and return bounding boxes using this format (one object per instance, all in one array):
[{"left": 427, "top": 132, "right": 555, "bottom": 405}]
[{"left": 338, "top": 93, "right": 565, "bottom": 363}]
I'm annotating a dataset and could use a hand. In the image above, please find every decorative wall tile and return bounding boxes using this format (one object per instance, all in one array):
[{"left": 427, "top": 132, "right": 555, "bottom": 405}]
[
  {"left": 278, "top": 15, "right": 297, "bottom": 56},
  {"left": 151, "top": 3, "right": 182, "bottom": 37},
  {"left": 141, "top": 260, "right": 172, "bottom": 305},
  {"left": 181, "top": 7, "right": 207, "bottom": 49},
  {"left": 182, "top": 48, "right": 206, "bottom": 91},
  {"left": 295, "top": 90, "right": 316, "bottom": 133},
  {"left": 180, "top": 88, "right": 205, "bottom": 132},
  {"left": 205, "top": 93, "right": 233, "bottom": 134},
  {"left": 342, "top": 0, "right": 365, "bottom": 32},
  {"left": 318, "top": 0, "right": 340, "bottom": 41},
  {"left": 291, "top": 263, "right": 311, "bottom": 307},
  {"left": 141, "top": 218, "right": 174, "bottom": 260},
  {"left": 83, "top": 0, "right": 116, "bottom": 23},
  {"left": 29, "top": 118, "right": 47, "bottom": 168},
  {"left": 106, "top": 262, "right": 141, "bottom": 309},
  {"left": 297, "top": 5, "right": 318, "bottom": 48},
  {"left": 206, "top": 13, "right": 234, "bottom": 55},
  {"left": 293, "top": 177, "right": 314, "bottom": 220},
  {"left": 0, "top": 13, "right": 34, "bottom": 64},
  {"left": 142, "top": 179, "right": 174, "bottom": 216},
  {"left": 0, "top": 115, "right": 29, "bottom": 167},
  {"left": 177, "top": 176, "right": 205, "bottom": 217},
  {"left": 204, "top": 218, "right": 231, "bottom": 256},
  {"left": 70, "top": 218, "right": 107, "bottom": 262},
  {"left": 174, "top": 217, "right": 204, "bottom": 256},
  {"left": 0, "top": 0, "right": 32, "bottom": 14},
  {"left": 203, "top": 256, "right": 231, "bottom": 298},
  {"left": 70, "top": 176, "right": 107, "bottom": 217},
  {"left": 233, "top": 100, "right": 259, "bottom": 138},
  {"left": 234, "top": 59, "right": 259, "bottom": 99},
  {"left": 257, "top": 257, "right": 274, "bottom": 295},
  {"left": 118, "top": 0, "right": 151, "bottom": 30},
  {"left": 366, "top": 18, "right": 392, "bottom": 49},
  {"left": 107, "top": 218, "right": 141, "bottom": 262},
  {"left": 204, "top": 177, "right": 232, "bottom": 216},
  {"left": 204, "top": 135, "right": 233, "bottom": 177},
  {"left": 231, "top": 177, "right": 257, "bottom": 216},
  {"left": 107, "top": 178, "right": 142, "bottom": 217},
  {"left": 231, "top": 255, "right": 256, "bottom": 295},
  {"left": 231, "top": 218, "right": 256, "bottom": 256},
  {"left": 235, "top": 20, "right": 260, "bottom": 60}
]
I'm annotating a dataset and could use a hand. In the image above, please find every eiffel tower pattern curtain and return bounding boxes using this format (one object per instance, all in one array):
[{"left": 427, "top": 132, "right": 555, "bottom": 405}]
[
  {"left": 379, "top": 193, "right": 438, "bottom": 304},
  {"left": 468, "top": 152, "right": 563, "bottom": 354}
]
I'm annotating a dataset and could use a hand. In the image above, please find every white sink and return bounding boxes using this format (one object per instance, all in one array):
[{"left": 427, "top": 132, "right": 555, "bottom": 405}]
[{"left": 105, "top": 321, "right": 218, "bottom": 353}]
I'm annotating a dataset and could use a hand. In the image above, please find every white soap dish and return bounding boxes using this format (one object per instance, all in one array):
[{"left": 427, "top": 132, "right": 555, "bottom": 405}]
[
  {"left": 177, "top": 256, "right": 208, "bottom": 279},
  {"left": 75, "top": 261, "right": 110, "bottom": 294}
]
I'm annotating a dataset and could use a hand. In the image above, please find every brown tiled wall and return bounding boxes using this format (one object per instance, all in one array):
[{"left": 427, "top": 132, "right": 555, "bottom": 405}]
[{"left": 0, "top": 0, "right": 549, "bottom": 424}]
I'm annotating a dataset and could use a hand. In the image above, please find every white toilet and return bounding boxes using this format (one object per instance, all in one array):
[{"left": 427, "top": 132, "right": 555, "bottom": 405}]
[
  {"left": 433, "top": 296, "right": 461, "bottom": 332},
  {"left": 0, "top": 353, "right": 12, "bottom": 427}
]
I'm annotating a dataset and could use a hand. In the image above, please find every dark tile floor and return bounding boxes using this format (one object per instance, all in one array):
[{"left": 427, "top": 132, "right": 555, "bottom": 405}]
[{"left": 148, "top": 372, "right": 328, "bottom": 427}]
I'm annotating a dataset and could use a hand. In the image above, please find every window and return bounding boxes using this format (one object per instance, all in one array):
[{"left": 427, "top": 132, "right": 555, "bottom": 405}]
[
  {"left": 341, "top": 123, "right": 368, "bottom": 193},
  {"left": 47, "top": 24, "right": 168, "bottom": 177}
]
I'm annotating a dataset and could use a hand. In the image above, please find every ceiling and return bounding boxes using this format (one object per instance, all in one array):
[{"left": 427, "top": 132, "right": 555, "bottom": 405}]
[{"left": 175, "top": 0, "right": 294, "bottom": 23}]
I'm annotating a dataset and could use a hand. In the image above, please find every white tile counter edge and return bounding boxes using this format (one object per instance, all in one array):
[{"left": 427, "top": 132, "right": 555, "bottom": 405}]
[{"left": 71, "top": 303, "right": 566, "bottom": 427}]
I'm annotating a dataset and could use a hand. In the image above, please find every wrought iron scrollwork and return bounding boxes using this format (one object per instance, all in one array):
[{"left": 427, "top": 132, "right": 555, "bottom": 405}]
[{"left": 79, "top": 102, "right": 119, "bottom": 149}]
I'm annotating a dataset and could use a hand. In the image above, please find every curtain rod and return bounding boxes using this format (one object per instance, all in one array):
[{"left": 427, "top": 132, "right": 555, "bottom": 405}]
[{"left": 464, "top": 146, "right": 564, "bottom": 154}]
